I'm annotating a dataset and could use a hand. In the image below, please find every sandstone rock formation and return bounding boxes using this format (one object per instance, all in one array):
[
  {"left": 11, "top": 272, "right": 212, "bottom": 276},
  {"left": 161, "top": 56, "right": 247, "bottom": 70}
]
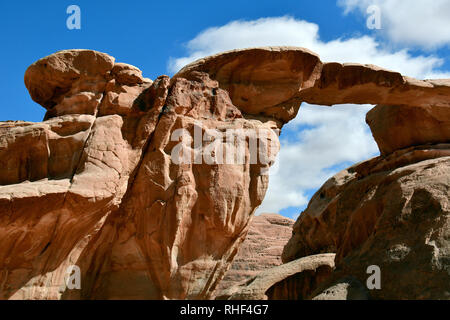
[
  {"left": 1, "top": 49, "right": 280, "bottom": 300},
  {"left": 175, "top": 47, "right": 450, "bottom": 123},
  {"left": 174, "top": 47, "right": 322, "bottom": 122},
  {"left": 219, "top": 253, "right": 335, "bottom": 300},
  {"left": 310, "top": 276, "right": 370, "bottom": 300},
  {"left": 214, "top": 214, "right": 294, "bottom": 298},
  {"left": 367, "top": 104, "right": 450, "bottom": 155},
  {"left": 283, "top": 151, "right": 450, "bottom": 300},
  {"left": 0, "top": 46, "right": 449, "bottom": 300}
]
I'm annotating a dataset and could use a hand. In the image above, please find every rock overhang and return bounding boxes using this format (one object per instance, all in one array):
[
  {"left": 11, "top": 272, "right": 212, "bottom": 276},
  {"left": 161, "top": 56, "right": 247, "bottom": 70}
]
[
  {"left": 174, "top": 46, "right": 450, "bottom": 112},
  {"left": 23, "top": 47, "right": 450, "bottom": 155}
]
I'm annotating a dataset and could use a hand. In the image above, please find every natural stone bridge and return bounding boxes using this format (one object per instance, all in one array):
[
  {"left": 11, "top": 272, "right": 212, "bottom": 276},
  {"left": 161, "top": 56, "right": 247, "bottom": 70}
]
[{"left": 0, "top": 47, "right": 449, "bottom": 299}]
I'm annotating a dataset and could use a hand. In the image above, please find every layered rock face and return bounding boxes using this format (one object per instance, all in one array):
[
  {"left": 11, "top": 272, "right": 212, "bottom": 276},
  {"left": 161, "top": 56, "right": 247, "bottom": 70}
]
[
  {"left": 220, "top": 253, "right": 335, "bottom": 300},
  {"left": 0, "top": 46, "right": 449, "bottom": 300},
  {"left": 214, "top": 214, "right": 294, "bottom": 299},
  {"left": 1, "top": 49, "right": 284, "bottom": 300}
]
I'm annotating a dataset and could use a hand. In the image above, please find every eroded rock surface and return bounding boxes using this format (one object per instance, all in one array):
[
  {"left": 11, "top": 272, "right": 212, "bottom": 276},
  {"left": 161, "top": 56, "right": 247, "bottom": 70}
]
[
  {"left": 367, "top": 104, "right": 450, "bottom": 155},
  {"left": 283, "top": 150, "right": 450, "bottom": 299},
  {"left": 218, "top": 254, "right": 335, "bottom": 300},
  {"left": 1, "top": 49, "right": 282, "bottom": 300},
  {"left": 311, "top": 276, "right": 370, "bottom": 300},
  {"left": 1, "top": 46, "right": 450, "bottom": 300},
  {"left": 214, "top": 214, "right": 294, "bottom": 299},
  {"left": 174, "top": 47, "right": 323, "bottom": 122}
]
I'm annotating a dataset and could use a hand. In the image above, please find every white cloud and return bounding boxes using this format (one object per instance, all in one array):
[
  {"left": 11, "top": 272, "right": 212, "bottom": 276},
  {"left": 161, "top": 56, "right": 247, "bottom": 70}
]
[
  {"left": 338, "top": 0, "right": 450, "bottom": 49},
  {"left": 168, "top": 17, "right": 319, "bottom": 73},
  {"left": 257, "top": 104, "right": 378, "bottom": 215},
  {"left": 168, "top": 16, "right": 450, "bottom": 216}
]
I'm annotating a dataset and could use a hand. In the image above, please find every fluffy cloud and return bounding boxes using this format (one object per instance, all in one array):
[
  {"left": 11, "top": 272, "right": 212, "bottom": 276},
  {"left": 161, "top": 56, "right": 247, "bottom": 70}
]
[
  {"left": 168, "top": 16, "right": 450, "bottom": 217},
  {"left": 257, "top": 104, "right": 378, "bottom": 215},
  {"left": 338, "top": 0, "right": 450, "bottom": 49}
]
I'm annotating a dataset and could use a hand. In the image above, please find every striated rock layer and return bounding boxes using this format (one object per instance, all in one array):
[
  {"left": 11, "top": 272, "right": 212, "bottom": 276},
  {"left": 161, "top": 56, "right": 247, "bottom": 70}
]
[
  {"left": 1, "top": 46, "right": 450, "bottom": 300},
  {"left": 219, "top": 254, "right": 335, "bottom": 300},
  {"left": 214, "top": 214, "right": 294, "bottom": 299}
]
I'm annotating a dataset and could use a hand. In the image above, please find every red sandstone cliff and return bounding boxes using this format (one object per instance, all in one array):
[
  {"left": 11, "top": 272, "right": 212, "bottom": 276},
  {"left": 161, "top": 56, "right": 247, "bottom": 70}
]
[{"left": 0, "top": 47, "right": 449, "bottom": 300}]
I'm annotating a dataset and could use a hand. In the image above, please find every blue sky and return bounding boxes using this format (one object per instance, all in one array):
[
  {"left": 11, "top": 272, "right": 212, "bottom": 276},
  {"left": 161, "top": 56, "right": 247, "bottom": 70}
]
[{"left": 1, "top": 1, "right": 449, "bottom": 219}]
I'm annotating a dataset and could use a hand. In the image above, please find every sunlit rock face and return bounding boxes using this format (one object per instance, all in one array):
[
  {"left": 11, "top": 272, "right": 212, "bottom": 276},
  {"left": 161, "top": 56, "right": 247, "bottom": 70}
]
[
  {"left": 0, "top": 49, "right": 282, "bottom": 300},
  {"left": 0, "top": 46, "right": 449, "bottom": 300}
]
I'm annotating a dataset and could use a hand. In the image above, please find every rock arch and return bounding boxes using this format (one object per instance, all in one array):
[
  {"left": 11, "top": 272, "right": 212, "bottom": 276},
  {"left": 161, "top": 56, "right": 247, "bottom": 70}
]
[{"left": 0, "top": 47, "right": 448, "bottom": 299}]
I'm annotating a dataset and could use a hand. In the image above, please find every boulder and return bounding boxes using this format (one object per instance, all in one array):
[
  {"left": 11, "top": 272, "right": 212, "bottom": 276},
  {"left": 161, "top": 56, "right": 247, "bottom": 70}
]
[
  {"left": 311, "top": 276, "right": 370, "bottom": 300},
  {"left": 24, "top": 50, "right": 115, "bottom": 110}
]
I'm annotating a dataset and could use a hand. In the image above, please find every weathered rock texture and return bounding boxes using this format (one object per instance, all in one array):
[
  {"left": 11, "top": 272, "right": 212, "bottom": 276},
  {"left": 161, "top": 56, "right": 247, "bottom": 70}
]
[
  {"left": 1, "top": 46, "right": 450, "bottom": 300},
  {"left": 283, "top": 149, "right": 450, "bottom": 299},
  {"left": 214, "top": 214, "right": 294, "bottom": 298},
  {"left": 217, "top": 254, "right": 335, "bottom": 300},
  {"left": 1, "top": 49, "right": 280, "bottom": 300},
  {"left": 367, "top": 104, "right": 450, "bottom": 155},
  {"left": 310, "top": 276, "right": 370, "bottom": 300}
]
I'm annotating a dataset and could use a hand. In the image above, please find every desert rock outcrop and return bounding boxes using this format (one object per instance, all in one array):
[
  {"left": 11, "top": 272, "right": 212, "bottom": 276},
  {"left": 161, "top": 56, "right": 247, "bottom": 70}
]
[
  {"left": 218, "top": 253, "right": 335, "bottom": 300},
  {"left": 214, "top": 214, "right": 294, "bottom": 298},
  {"left": 283, "top": 149, "right": 450, "bottom": 299},
  {"left": 1, "top": 46, "right": 449, "bottom": 300},
  {"left": 1, "top": 49, "right": 283, "bottom": 300}
]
